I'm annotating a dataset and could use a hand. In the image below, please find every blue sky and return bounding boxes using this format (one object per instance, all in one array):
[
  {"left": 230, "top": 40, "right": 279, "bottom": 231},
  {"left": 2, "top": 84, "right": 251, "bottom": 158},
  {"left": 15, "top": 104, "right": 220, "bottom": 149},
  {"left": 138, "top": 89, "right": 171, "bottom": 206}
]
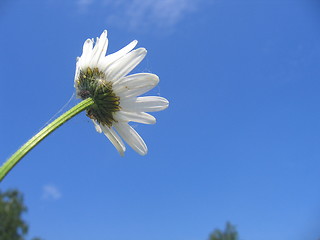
[{"left": 1, "top": 0, "right": 320, "bottom": 239}]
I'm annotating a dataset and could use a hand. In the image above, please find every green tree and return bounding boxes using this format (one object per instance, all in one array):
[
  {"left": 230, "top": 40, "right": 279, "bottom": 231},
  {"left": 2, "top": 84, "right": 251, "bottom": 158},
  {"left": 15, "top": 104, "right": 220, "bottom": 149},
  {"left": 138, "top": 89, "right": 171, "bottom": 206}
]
[
  {"left": 209, "top": 222, "right": 239, "bottom": 240},
  {"left": 0, "top": 189, "right": 43, "bottom": 240}
]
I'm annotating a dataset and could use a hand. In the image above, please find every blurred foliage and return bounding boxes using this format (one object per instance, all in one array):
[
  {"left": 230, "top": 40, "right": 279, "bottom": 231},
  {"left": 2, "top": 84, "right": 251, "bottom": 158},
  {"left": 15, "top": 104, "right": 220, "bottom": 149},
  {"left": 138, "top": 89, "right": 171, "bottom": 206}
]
[
  {"left": 0, "top": 189, "right": 43, "bottom": 240},
  {"left": 209, "top": 222, "right": 239, "bottom": 240}
]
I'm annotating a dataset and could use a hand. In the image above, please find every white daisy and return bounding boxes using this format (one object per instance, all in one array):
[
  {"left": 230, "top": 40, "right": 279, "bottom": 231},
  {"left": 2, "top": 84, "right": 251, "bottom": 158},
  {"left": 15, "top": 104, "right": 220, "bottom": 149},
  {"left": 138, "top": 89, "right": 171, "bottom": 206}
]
[{"left": 74, "top": 30, "right": 169, "bottom": 156}]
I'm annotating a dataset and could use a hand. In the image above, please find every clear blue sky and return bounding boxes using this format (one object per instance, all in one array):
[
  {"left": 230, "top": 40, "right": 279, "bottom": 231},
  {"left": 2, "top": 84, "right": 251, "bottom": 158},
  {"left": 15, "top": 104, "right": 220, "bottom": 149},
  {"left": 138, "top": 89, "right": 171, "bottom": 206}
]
[{"left": 1, "top": 0, "right": 320, "bottom": 240}]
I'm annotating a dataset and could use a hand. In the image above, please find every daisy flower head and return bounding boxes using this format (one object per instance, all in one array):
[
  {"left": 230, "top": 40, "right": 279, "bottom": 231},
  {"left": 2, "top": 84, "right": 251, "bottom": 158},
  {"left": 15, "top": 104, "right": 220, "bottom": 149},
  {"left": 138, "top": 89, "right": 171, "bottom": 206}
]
[{"left": 74, "top": 30, "right": 169, "bottom": 156}]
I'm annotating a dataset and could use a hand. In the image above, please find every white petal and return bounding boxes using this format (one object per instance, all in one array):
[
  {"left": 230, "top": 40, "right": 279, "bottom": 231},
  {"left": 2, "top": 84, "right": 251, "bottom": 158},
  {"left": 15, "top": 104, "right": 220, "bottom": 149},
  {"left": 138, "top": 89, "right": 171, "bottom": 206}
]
[
  {"left": 113, "top": 73, "right": 159, "bottom": 98},
  {"left": 114, "top": 111, "right": 156, "bottom": 124},
  {"left": 91, "top": 119, "right": 102, "bottom": 133},
  {"left": 100, "top": 125, "right": 126, "bottom": 156},
  {"left": 82, "top": 39, "right": 93, "bottom": 58},
  {"left": 104, "top": 40, "right": 138, "bottom": 68},
  {"left": 89, "top": 30, "right": 109, "bottom": 67},
  {"left": 120, "top": 96, "right": 169, "bottom": 112},
  {"left": 78, "top": 39, "right": 94, "bottom": 68},
  {"left": 74, "top": 63, "right": 80, "bottom": 84},
  {"left": 114, "top": 122, "right": 147, "bottom": 156},
  {"left": 105, "top": 48, "right": 147, "bottom": 82}
]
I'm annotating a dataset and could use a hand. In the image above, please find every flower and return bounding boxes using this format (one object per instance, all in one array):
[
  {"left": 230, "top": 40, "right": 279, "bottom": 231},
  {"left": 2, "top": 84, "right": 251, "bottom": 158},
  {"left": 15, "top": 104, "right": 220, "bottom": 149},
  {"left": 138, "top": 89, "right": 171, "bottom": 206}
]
[{"left": 74, "top": 30, "right": 169, "bottom": 156}]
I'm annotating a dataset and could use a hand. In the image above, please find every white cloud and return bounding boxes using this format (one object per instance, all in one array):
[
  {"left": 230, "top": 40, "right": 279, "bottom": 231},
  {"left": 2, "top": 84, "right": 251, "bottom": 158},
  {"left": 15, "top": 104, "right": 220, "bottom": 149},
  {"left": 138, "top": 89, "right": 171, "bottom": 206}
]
[
  {"left": 107, "top": 0, "right": 198, "bottom": 29},
  {"left": 77, "top": 0, "right": 200, "bottom": 30},
  {"left": 77, "top": 0, "right": 94, "bottom": 6},
  {"left": 76, "top": 0, "right": 94, "bottom": 12},
  {"left": 42, "top": 184, "right": 62, "bottom": 200}
]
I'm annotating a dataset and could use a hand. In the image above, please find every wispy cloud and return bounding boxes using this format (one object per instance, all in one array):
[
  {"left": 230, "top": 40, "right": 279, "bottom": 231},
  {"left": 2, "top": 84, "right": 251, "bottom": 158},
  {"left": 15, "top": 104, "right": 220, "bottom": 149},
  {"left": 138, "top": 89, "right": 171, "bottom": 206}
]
[
  {"left": 76, "top": 0, "right": 201, "bottom": 31},
  {"left": 76, "top": 0, "right": 94, "bottom": 12},
  {"left": 42, "top": 184, "right": 62, "bottom": 201}
]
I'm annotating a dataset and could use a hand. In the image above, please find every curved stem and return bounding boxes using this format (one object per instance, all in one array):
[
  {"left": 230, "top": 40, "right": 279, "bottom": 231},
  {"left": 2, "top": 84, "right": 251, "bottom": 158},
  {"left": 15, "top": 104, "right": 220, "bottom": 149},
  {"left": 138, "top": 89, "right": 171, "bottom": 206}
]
[{"left": 0, "top": 97, "right": 94, "bottom": 182}]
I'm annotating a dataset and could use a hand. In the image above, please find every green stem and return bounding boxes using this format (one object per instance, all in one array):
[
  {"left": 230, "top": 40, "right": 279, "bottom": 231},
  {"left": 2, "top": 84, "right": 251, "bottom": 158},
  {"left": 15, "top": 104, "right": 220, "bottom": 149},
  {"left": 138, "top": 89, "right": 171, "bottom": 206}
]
[{"left": 0, "top": 97, "right": 94, "bottom": 182}]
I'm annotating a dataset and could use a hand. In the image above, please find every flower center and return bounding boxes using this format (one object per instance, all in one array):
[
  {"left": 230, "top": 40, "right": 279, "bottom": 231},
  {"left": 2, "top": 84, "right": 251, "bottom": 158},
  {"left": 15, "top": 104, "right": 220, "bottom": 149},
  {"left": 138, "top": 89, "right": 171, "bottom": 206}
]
[{"left": 75, "top": 67, "right": 120, "bottom": 127}]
